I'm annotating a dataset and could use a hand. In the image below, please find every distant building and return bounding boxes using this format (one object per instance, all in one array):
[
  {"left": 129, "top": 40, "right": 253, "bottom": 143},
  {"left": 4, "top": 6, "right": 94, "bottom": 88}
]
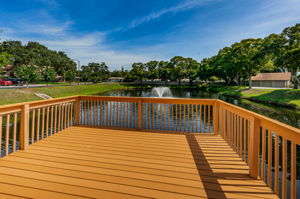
[
  {"left": 108, "top": 77, "right": 125, "bottom": 82},
  {"left": 251, "top": 72, "right": 292, "bottom": 88}
]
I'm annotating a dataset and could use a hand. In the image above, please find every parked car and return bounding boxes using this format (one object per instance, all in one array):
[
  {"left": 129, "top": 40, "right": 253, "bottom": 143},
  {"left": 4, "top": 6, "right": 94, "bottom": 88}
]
[
  {"left": 7, "top": 78, "right": 24, "bottom": 86},
  {"left": 0, "top": 79, "right": 13, "bottom": 86}
]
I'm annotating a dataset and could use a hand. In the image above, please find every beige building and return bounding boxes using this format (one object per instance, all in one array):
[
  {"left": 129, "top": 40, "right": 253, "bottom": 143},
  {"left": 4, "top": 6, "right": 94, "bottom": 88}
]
[{"left": 251, "top": 72, "right": 292, "bottom": 88}]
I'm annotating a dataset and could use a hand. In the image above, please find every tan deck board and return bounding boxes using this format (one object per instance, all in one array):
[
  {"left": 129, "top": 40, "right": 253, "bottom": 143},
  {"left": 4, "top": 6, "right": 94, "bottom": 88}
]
[{"left": 0, "top": 126, "right": 278, "bottom": 199}]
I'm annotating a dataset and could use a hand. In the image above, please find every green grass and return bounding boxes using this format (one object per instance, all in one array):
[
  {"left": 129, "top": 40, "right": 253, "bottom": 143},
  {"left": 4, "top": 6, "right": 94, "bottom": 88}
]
[
  {"left": 199, "top": 84, "right": 300, "bottom": 109},
  {"left": 0, "top": 83, "right": 129, "bottom": 105}
]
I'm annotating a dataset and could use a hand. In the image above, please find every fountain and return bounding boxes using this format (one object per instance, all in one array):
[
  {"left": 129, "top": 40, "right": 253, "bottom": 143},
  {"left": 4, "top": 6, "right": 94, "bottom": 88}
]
[{"left": 151, "top": 87, "right": 173, "bottom": 98}]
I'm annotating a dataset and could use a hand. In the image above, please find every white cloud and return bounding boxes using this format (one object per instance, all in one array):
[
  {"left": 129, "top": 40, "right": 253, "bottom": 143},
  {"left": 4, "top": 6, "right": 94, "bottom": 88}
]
[{"left": 125, "top": 0, "right": 215, "bottom": 29}]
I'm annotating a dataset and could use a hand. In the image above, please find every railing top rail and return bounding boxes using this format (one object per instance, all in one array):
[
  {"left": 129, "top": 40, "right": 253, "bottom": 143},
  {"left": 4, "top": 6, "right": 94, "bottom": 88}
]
[
  {"left": 0, "top": 96, "right": 79, "bottom": 114},
  {"left": 217, "top": 99, "right": 300, "bottom": 135},
  {"left": 80, "top": 95, "right": 217, "bottom": 104}
]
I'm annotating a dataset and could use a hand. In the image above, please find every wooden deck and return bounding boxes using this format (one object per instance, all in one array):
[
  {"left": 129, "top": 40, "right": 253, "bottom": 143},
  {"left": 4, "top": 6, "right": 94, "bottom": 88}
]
[{"left": 0, "top": 127, "right": 278, "bottom": 199}]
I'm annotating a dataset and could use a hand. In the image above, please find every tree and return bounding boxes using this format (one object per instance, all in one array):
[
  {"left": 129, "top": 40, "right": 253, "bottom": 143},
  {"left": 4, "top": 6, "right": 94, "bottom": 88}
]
[
  {"left": 0, "top": 52, "right": 12, "bottom": 72},
  {"left": 233, "top": 39, "right": 264, "bottom": 88},
  {"left": 145, "top": 61, "right": 159, "bottom": 81},
  {"left": 130, "top": 62, "right": 145, "bottom": 84},
  {"left": 185, "top": 58, "right": 199, "bottom": 85},
  {"left": 157, "top": 61, "right": 169, "bottom": 83},
  {"left": 169, "top": 56, "right": 188, "bottom": 85},
  {"left": 281, "top": 23, "right": 300, "bottom": 89},
  {"left": 15, "top": 65, "right": 40, "bottom": 88},
  {"left": 41, "top": 66, "right": 56, "bottom": 86}
]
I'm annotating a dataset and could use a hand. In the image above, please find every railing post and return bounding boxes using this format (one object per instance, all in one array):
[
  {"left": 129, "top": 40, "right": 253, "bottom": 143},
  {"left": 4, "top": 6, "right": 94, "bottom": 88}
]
[
  {"left": 213, "top": 101, "right": 219, "bottom": 135},
  {"left": 249, "top": 116, "right": 260, "bottom": 178},
  {"left": 138, "top": 99, "right": 143, "bottom": 129},
  {"left": 75, "top": 96, "right": 80, "bottom": 125},
  {"left": 20, "top": 104, "right": 29, "bottom": 150}
]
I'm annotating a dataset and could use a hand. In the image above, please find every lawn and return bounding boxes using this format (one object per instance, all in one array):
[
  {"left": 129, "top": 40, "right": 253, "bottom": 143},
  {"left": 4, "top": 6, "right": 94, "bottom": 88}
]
[
  {"left": 199, "top": 84, "right": 300, "bottom": 109},
  {"left": 0, "top": 83, "right": 128, "bottom": 105}
]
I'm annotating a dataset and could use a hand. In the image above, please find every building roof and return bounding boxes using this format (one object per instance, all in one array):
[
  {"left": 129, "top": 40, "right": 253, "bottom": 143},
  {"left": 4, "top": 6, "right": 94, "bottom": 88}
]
[
  {"left": 108, "top": 77, "right": 125, "bottom": 80},
  {"left": 251, "top": 72, "right": 291, "bottom": 81}
]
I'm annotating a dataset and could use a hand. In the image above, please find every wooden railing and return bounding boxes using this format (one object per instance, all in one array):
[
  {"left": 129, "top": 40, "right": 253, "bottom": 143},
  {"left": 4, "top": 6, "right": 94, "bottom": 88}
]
[{"left": 0, "top": 95, "right": 299, "bottom": 199}]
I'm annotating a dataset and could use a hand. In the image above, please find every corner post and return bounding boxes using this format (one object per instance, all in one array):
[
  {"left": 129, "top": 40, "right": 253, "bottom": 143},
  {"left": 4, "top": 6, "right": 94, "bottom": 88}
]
[
  {"left": 75, "top": 96, "right": 81, "bottom": 125},
  {"left": 20, "top": 104, "right": 29, "bottom": 150},
  {"left": 138, "top": 99, "right": 143, "bottom": 129},
  {"left": 249, "top": 116, "right": 260, "bottom": 178},
  {"left": 213, "top": 101, "right": 219, "bottom": 135}
]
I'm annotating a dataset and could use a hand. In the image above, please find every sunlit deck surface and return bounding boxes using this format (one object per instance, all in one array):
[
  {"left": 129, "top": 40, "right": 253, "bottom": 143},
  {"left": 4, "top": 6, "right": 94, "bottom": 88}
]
[{"left": 0, "top": 126, "right": 278, "bottom": 199}]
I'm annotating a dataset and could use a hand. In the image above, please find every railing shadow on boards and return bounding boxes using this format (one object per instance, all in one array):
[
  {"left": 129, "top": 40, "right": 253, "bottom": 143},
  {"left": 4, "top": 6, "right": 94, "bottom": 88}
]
[{"left": 0, "top": 95, "right": 299, "bottom": 199}]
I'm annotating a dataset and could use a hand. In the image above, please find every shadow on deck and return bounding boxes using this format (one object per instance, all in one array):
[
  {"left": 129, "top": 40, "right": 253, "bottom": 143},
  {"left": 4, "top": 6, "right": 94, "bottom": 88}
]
[{"left": 0, "top": 127, "right": 278, "bottom": 199}]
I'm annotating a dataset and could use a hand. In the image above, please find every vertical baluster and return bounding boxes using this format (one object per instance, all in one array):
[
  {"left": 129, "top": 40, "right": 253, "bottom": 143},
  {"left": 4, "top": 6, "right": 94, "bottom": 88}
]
[
  {"left": 175, "top": 104, "right": 178, "bottom": 131},
  {"left": 196, "top": 105, "right": 198, "bottom": 132},
  {"left": 99, "top": 101, "right": 102, "bottom": 126},
  {"left": 31, "top": 110, "right": 35, "bottom": 143},
  {"left": 13, "top": 113, "right": 17, "bottom": 152},
  {"left": 67, "top": 103, "right": 70, "bottom": 127},
  {"left": 50, "top": 106, "right": 54, "bottom": 134},
  {"left": 41, "top": 108, "right": 45, "bottom": 139},
  {"left": 37, "top": 109, "right": 40, "bottom": 140},
  {"left": 93, "top": 101, "right": 96, "bottom": 126},
  {"left": 200, "top": 105, "right": 203, "bottom": 133},
  {"left": 46, "top": 107, "right": 49, "bottom": 137},
  {"left": 54, "top": 105, "right": 57, "bottom": 133},
  {"left": 97, "top": 101, "right": 100, "bottom": 127},
  {"left": 233, "top": 114, "right": 236, "bottom": 150},
  {"left": 63, "top": 103, "right": 67, "bottom": 129},
  {"left": 239, "top": 116, "right": 242, "bottom": 157},
  {"left": 243, "top": 118, "right": 246, "bottom": 161},
  {"left": 83, "top": 100, "right": 87, "bottom": 125},
  {"left": 267, "top": 131, "right": 272, "bottom": 187},
  {"left": 204, "top": 105, "right": 207, "bottom": 133},
  {"left": 0, "top": 115, "right": 2, "bottom": 156},
  {"left": 109, "top": 101, "right": 112, "bottom": 127},
  {"left": 160, "top": 103, "right": 163, "bottom": 130},
  {"left": 58, "top": 104, "right": 61, "bottom": 130},
  {"left": 291, "top": 142, "right": 296, "bottom": 199},
  {"left": 186, "top": 104, "right": 189, "bottom": 132},
  {"left": 261, "top": 128, "right": 266, "bottom": 181},
  {"left": 124, "top": 102, "right": 127, "bottom": 128},
  {"left": 208, "top": 105, "right": 211, "bottom": 133},
  {"left": 70, "top": 103, "right": 73, "bottom": 126},
  {"left": 113, "top": 102, "right": 117, "bottom": 127},
  {"left": 179, "top": 104, "right": 182, "bottom": 132},
  {"left": 282, "top": 138, "right": 287, "bottom": 199},
  {"left": 168, "top": 104, "right": 173, "bottom": 131},
  {"left": 274, "top": 135, "right": 279, "bottom": 194},
  {"left": 5, "top": 114, "right": 10, "bottom": 156},
  {"left": 191, "top": 104, "right": 194, "bottom": 133},
  {"left": 147, "top": 103, "right": 150, "bottom": 129},
  {"left": 164, "top": 104, "right": 167, "bottom": 130}
]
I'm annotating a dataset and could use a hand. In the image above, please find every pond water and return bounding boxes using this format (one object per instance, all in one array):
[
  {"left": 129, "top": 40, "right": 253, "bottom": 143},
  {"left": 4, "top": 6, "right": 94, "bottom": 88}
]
[{"left": 98, "top": 88, "right": 300, "bottom": 129}]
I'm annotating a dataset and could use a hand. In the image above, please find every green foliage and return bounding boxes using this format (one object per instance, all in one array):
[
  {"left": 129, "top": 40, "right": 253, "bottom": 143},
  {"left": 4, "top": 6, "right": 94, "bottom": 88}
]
[
  {"left": 15, "top": 65, "right": 40, "bottom": 86},
  {"left": 41, "top": 66, "right": 56, "bottom": 84},
  {"left": 130, "top": 62, "right": 145, "bottom": 83},
  {"left": 0, "top": 40, "right": 77, "bottom": 79},
  {"left": 0, "top": 52, "right": 12, "bottom": 72},
  {"left": 81, "top": 62, "right": 110, "bottom": 82}
]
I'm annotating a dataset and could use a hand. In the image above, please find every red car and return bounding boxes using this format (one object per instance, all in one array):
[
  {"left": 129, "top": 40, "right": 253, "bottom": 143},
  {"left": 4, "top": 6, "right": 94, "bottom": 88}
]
[{"left": 0, "top": 79, "right": 13, "bottom": 86}]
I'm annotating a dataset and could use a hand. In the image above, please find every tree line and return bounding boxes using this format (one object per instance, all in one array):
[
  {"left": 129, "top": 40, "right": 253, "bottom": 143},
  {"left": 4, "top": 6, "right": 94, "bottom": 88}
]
[{"left": 114, "top": 23, "right": 300, "bottom": 89}]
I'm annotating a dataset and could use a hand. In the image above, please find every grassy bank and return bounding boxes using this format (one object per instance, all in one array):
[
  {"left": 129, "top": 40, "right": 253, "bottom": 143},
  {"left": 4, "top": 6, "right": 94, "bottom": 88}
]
[
  {"left": 199, "top": 84, "right": 300, "bottom": 109},
  {"left": 0, "top": 83, "right": 128, "bottom": 105}
]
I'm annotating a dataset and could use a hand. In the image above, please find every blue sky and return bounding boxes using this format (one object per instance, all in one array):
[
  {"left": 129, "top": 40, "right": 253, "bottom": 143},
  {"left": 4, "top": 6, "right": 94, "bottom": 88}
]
[{"left": 0, "top": 0, "right": 299, "bottom": 70}]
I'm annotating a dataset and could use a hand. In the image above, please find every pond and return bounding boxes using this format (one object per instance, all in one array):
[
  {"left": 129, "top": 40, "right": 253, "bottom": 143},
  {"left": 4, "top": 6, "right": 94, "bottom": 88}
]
[{"left": 98, "top": 88, "right": 300, "bottom": 129}]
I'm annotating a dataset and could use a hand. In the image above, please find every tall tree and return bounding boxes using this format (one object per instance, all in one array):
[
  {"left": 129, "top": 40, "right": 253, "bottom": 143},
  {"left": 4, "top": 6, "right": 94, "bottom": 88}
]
[
  {"left": 145, "top": 61, "right": 159, "bottom": 81},
  {"left": 130, "top": 62, "right": 145, "bottom": 84},
  {"left": 281, "top": 23, "right": 300, "bottom": 89},
  {"left": 15, "top": 65, "right": 40, "bottom": 88}
]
